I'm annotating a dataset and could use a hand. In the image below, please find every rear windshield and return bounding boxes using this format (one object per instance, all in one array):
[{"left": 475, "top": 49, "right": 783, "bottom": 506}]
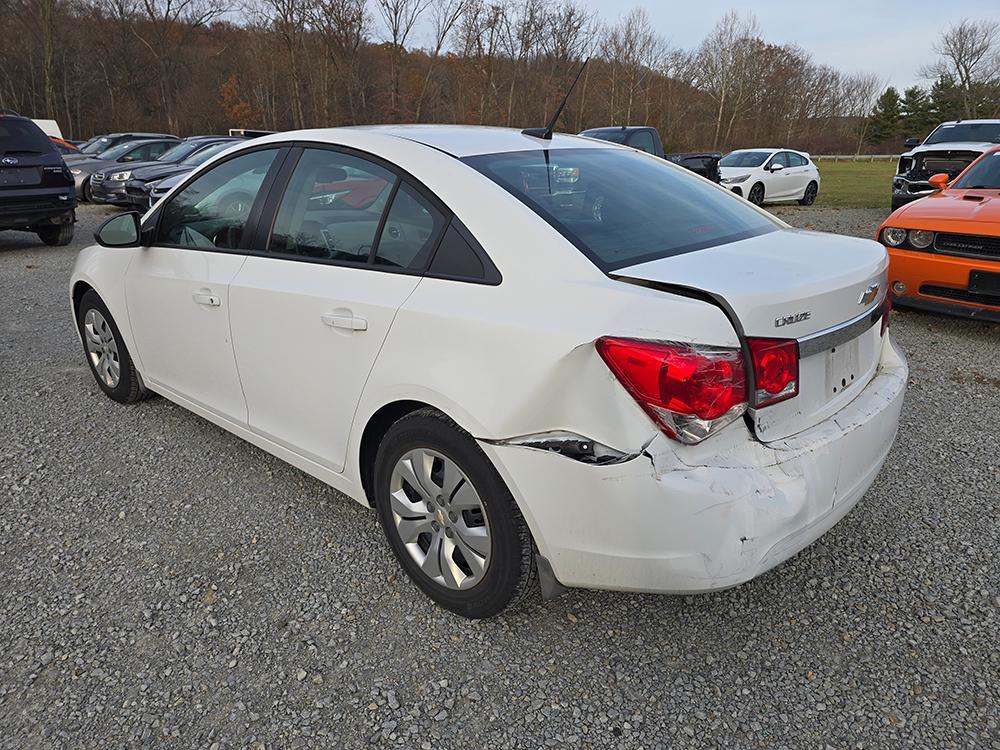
[
  {"left": 953, "top": 150, "right": 1000, "bottom": 189},
  {"left": 719, "top": 151, "right": 771, "bottom": 168},
  {"left": 925, "top": 122, "right": 1000, "bottom": 145},
  {"left": 0, "top": 119, "right": 56, "bottom": 155},
  {"left": 463, "top": 148, "right": 778, "bottom": 271}
]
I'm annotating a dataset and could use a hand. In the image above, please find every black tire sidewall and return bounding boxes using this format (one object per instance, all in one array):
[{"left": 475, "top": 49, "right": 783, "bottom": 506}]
[
  {"left": 373, "top": 413, "right": 530, "bottom": 619},
  {"left": 77, "top": 290, "right": 140, "bottom": 404}
]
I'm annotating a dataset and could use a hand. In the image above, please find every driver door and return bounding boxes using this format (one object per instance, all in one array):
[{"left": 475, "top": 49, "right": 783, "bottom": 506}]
[{"left": 125, "top": 147, "right": 284, "bottom": 423}]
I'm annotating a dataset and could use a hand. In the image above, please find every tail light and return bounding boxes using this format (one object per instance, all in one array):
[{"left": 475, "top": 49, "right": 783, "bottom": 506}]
[
  {"left": 747, "top": 338, "right": 799, "bottom": 408},
  {"left": 596, "top": 337, "right": 747, "bottom": 444}
]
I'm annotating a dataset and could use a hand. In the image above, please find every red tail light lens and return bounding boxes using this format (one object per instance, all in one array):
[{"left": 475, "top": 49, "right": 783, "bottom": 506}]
[
  {"left": 596, "top": 337, "right": 747, "bottom": 444},
  {"left": 747, "top": 338, "right": 798, "bottom": 407}
]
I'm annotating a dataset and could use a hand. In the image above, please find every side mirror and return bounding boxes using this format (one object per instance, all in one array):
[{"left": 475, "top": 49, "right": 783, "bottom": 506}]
[
  {"left": 904, "top": 138, "right": 921, "bottom": 149},
  {"left": 770, "top": 162, "right": 784, "bottom": 172},
  {"left": 95, "top": 211, "right": 142, "bottom": 247},
  {"left": 928, "top": 173, "right": 950, "bottom": 191}
]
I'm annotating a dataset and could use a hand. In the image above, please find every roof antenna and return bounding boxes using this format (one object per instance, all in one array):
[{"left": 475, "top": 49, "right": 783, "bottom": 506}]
[{"left": 522, "top": 58, "right": 589, "bottom": 140}]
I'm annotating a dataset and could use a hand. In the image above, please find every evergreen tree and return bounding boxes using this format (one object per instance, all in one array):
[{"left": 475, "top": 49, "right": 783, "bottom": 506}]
[
  {"left": 929, "top": 75, "right": 963, "bottom": 122},
  {"left": 868, "top": 87, "right": 903, "bottom": 146},
  {"left": 900, "top": 86, "right": 934, "bottom": 138}
]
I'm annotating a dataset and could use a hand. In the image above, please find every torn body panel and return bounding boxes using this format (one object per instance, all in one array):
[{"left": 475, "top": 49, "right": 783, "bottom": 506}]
[
  {"left": 894, "top": 149, "right": 983, "bottom": 205},
  {"left": 479, "top": 335, "right": 907, "bottom": 594}
]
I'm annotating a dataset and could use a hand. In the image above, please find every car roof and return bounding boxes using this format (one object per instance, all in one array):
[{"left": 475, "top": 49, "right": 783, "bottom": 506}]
[
  {"left": 937, "top": 119, "right": 1000, "bottom": 126},
  {"left": 254, "top": 125, "right": 622, "bottom": 158}
]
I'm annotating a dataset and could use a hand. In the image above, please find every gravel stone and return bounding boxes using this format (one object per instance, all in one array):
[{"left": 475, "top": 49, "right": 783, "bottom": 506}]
[{"left": 0, "top": 204, "right": 996, "bottom": 748}]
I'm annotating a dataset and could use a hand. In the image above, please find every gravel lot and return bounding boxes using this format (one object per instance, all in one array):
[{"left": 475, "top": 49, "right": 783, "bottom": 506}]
[{"left": 1, "top": 204, "right": 997, "bottom": 749}]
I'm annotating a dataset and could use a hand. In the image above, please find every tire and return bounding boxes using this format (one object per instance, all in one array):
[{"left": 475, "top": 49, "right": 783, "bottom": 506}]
[
  {"left": 37, "top": 222, "right": 74, "bottom": 246},
  {"left": 373, "top": 408, "right": 536, "bottom": 619},
  {"left": 798, "top": 181, "right": 818, "bottom": 206},
  {"left": 747, "top": 182, "right": 765, "bottom": 206},
  {"left": 76, "top": 290, "right": 149, "bottom": 405},
  {"left": 81, "top": 181, "right": 92, "bottom": 203}
]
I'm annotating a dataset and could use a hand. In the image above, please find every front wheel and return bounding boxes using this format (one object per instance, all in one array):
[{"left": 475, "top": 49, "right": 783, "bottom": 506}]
[
  {"left": 77, "top": 290, "right": 149, "bottom": 404},
  {"left": 798, "top": 181, "right": 818, "bottom": 206},
  {"left": 747, "top": 182, "right": 765, "bottom": 206},
  {"left": 373, "top": 409, "right": 536, "bottom": 619}
]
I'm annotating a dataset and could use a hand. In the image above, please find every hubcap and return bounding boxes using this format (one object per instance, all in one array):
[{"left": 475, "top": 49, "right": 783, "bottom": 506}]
[
  {"left": 83, "top": 309, "right": 121, "bottom": 388},
  {"left": 388, "top": 449, "right": 492, "bottom": 590}
]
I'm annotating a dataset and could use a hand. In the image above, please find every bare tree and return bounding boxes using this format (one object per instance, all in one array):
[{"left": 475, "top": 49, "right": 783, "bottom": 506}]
[
  {"left": 256, "top": 0, "right": 312, "bottom": 128},
  {"left": 312, "top": 0, "right": 370, "bottom": 123},
  {"left": 921, "top": 19, "right": 1000, "bottom": 118},
  {"left": 414, "top": 0, "right": 466, "bottom": 121},
  {"left": 375, "top": 0, "right": 431, "bottom": 119},
  {"left": 692, "top": 10, "right": 760, "bottom": 150}
]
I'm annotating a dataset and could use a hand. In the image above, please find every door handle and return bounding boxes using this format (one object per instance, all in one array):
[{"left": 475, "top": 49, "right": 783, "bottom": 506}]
[
  {"left": 321, "top": 312, "right": 368, "bottom": 331},
  {"left": 192, "top": 292, "right": 221, "bottom": 307}
]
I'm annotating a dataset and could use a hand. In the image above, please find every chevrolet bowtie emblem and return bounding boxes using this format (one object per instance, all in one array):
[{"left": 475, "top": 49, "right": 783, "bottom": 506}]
[{"left": 859, "top": 283, "right": 880, "bottom": 305}]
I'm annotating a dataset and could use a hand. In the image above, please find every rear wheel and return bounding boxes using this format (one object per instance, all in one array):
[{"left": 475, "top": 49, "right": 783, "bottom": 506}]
[
  {"left": 77, "top": 290, "right": 148, "bottom": 404},
  {"left": 373, "top": 409, "right": 536, "bottom": 619},
  {"left": 798, "top": 181, "right": 818, "bottom": 206},
  {"left": 747, "top": 182, "right": 765, "bottom": 206},
  {"left": 37, "top": 223, "right": 74, "bottom": 246}
]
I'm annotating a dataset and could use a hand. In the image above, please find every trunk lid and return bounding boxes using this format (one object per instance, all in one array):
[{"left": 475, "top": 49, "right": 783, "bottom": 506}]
[{"left": 615, "top": 228, "right": 889, "bottom": 441}]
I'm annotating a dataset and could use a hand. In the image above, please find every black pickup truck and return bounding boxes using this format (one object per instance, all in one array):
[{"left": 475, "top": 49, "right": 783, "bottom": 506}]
[
  {"left": 0, "top": 111, "right": 76, "bottom": 245},
  {"left": 578, "top": 126, "right": 722, "bottom": 183}
]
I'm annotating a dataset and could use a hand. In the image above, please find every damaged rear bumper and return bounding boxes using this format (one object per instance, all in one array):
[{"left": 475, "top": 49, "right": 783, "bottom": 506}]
[{"left": 480, "top": 336, "right": 907, "bottom": 595}]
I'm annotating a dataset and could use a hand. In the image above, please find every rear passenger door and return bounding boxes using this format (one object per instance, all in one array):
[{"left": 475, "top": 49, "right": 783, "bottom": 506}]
[
  {"left": 785, "top": 152, "right": 811, "bottom": 197},
  {"left": 228, "top": 146, "right": 448, "bottom": 473}
]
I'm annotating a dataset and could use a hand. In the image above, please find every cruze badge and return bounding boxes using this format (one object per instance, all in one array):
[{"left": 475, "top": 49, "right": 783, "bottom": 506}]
[
  {"left": 775, "top": 311, "right": 811, "bottom": 327},
  {"left": 1, "top": 156, "right": 18, "bottom": 166},
  {"left": 858, "top": 282, "right": 880, "bottom": 305}
]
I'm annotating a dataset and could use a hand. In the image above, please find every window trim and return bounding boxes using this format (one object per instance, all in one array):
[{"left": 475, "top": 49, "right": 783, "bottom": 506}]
[
  {"left": 144, "top": 144, "right": 291, "bottom": 254},
  {"left": 251, "top": 141, "right": 500, "bottom": 284}
]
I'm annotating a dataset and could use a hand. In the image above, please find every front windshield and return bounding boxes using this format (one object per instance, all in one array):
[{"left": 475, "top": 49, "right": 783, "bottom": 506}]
[
  {"left": 184, "top": 141, "right": 233, "bottom": 166},
  {"left": 720, "top": 151, "right": 771, "bottom": 168},
  {"left": 81, "top": 137, "right": 113, "bottom": 155},
  {"left": 953, "top": 151, "right": 1000, "bottom": 189},
  {"left": 156, "top": 141, "right": 206, "bottom": 163},
  {"left": 98, "top": 142, "right": 137, "bottom": 161},
  {"left": 925, "top": 122, "right": 1000, "bottom": 145},
  {"left": 464, "top": 148, "right": 778, "bottom": 271}
]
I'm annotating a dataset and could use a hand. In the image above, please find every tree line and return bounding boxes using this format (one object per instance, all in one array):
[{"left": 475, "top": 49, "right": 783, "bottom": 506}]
[{"left": 1, "top": 1, "right": 998, "bottom": 154}]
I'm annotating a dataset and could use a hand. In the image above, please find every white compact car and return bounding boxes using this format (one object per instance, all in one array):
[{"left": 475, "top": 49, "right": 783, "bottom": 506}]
[
  {"left": 71, "top": 126, "right": 906, "bottom": 618},
  {"left": 720, "top": 148, "right": 821, "bottom": 206}
]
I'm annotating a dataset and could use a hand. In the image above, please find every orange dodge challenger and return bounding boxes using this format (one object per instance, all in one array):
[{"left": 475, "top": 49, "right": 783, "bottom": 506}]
[{"left": 878, "top": 145, "right": 1000, "bottom": 322}]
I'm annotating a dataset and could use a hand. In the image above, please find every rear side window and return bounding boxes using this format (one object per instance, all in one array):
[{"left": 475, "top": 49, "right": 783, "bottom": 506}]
[
  {"left": 0, "top": 119, "right": 55, "bottom": 154},
  {"left": 788, "top": 153, "right": 808, "bottom": 167},
  {"left": 374, "top": 182, "right": 447, "bottom": 270},
  {"left": 464, "top": 148, "right": 778, "bottom": 271},
  {"left": 156, "top": 148, "right": 279, "bottom": 249},
  {"left": 269, "top": 147, "right": 396, "bottom": 262}
]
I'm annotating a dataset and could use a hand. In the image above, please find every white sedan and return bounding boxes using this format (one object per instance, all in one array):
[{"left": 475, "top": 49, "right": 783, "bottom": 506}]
[
  {"left": 71, "top": 126, "right": 906, "bottom": 618},
  {"left": 720, "top": 148, "right": 821, "bottom": 206}
]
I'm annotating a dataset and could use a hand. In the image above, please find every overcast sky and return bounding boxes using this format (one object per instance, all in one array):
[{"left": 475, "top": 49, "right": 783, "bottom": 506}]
[{"left": 554, "top": 0, "right": 999, "bottom": 91}]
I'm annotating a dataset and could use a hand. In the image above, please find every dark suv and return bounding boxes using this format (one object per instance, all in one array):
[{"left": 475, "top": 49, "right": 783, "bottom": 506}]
[{"left": 0, "top": 111, "right": 76, "bottom": 246}]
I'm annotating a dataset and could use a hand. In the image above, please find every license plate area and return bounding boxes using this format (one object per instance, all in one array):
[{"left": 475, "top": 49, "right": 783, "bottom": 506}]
[
  {"left": 969, "top": 270, "right": 1000, "bottom": 294},
  {"left": 825, "top": 337, "right": 861, "bottom": 397},
  {"left": 0, "top": 168, "right": 41, "bottom": 187}
]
